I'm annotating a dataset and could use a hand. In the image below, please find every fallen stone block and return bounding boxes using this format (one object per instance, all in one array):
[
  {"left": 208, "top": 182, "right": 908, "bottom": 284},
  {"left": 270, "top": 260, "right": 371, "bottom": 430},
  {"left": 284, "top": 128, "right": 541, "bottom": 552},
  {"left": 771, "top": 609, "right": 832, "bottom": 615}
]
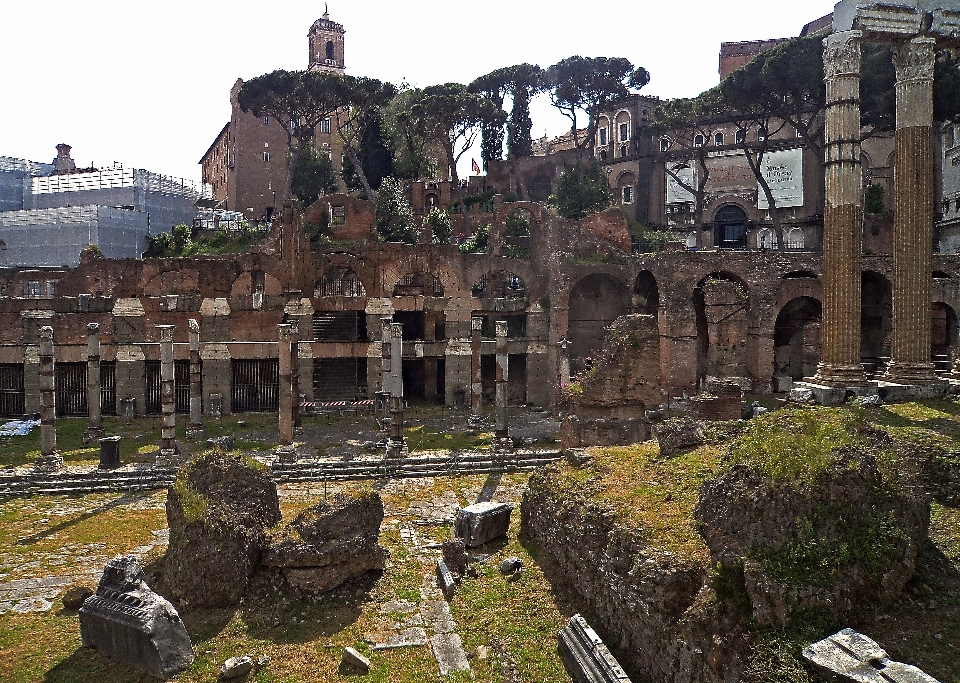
[
  {"left": 62, "top": 584, "right": 94, "bottom": 609},
  {"left": 436, "top": 559, "right": 456, "bottom": 599},
  {"left": 500, "top": 557, "right": 523, "bottom": 574},
  {"left": 652, "top": 418, "right": 704, "bottom": 457},
  {"left": 803, "top": 628, "right": 939, "bottom": 683},
  {"left": 341, "top": 646, "right": 370, "bottom": 674},
  {"left": 431, "top": 632, "right": 471, "bottom": 675},
  {"left": 220, "top": 655, "right": 254, "bottom": 679},
  {"left": 79, "top": 555, "right": 194, "bottom": 680},
  {"left": 558, "top": 614, "right": 631, "bottom": 683},
  {"left": 441, "top": 539, "right": 468, "bottom": 575},
  {"left": 453, "top": 502, "right": 512, "bottom": 547}
]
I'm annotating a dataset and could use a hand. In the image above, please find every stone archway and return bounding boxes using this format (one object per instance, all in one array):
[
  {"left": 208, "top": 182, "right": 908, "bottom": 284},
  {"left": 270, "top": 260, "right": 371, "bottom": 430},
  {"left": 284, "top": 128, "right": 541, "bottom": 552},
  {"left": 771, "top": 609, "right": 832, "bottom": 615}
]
[
  {"left": 633, "top": 271, "right": 659, "bottom": 315},
  {"left": 774, "top": 297, "right": 822, "bottom": 382},
  {"left": 931, "top": 302, "right": 958, "bottom": 370},
  {"left": 567, "top": 274, "right": 629, "bottom": 373}
]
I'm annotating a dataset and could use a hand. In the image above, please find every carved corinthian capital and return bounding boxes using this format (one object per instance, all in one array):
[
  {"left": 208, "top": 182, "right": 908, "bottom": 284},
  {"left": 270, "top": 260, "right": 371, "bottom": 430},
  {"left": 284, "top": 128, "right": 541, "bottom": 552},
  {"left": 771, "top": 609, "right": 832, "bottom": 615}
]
[
  {"left": 823, "top": 30, "right": 862, "bottom": 80},
  {"left": 892, "top": 36, "right": 936, "bottom": 85}
]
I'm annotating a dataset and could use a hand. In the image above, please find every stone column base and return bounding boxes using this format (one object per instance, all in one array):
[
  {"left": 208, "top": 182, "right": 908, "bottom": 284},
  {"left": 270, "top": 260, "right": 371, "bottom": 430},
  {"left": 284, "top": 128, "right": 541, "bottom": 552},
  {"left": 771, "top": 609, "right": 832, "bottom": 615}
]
[
  {"left": 33, "top": 453, "right": 64, "bottom": 473},
  {"left": 274, "top": 444, "right": 298, "bottom": 465},
  {"left": 810, "top": 363, "right": 868, "bottom": 388},
  {"left": 883, "top": 362, "right": 939, "bottom": 386},
  {"left": 82, "top": 427, "right": 106, "bottom": 445},
  {"left": 155, "top": 447, "right": 180, "bottom": 469},
  {"left": 875, "top": 379, "right": 949, "bottom": 402},
  {"left": 385, "top": 439, "right": 407, "bottom": 459},
  {"left": 791, "top": 381, "right": 878, "bottom": 406},
  {"left": 185, "top": 424, "right": 206, "bottom": 440},
  {"left": 491, "top": 437, "right": 514, "bottom": 453}
]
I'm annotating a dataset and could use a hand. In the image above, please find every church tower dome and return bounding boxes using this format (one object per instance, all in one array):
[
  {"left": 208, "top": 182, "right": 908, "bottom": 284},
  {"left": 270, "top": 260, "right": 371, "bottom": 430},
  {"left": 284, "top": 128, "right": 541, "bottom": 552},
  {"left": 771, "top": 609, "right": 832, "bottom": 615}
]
[{"left": 308, "top": 4, "right": 345, "bottom": 73}]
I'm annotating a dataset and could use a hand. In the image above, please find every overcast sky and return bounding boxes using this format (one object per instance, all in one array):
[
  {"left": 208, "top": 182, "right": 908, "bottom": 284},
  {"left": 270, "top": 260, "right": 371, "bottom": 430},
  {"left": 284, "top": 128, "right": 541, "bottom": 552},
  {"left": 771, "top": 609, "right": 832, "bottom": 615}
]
[{"left": 1, "top": 0, "right": 839, "bottom": 186}]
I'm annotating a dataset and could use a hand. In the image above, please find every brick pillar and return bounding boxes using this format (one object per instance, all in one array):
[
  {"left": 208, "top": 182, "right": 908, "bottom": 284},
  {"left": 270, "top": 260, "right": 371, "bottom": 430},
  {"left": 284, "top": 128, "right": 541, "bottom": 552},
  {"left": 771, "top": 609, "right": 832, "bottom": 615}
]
[
  {"left": 156, "top": 325, "right": 178, "bottom": 466},
  {"left": 34, "top": 326, "right": 62, "bottom": 472},
  {"left": 494, "top": 320, "right": 511, "bottom": 450},
  {"left": 186, "top": 319, "right": 204, "bottom": 438},
  {"left": 814, "top": 30, "right": 868, "bottom": 387},
  {"left": 386, "top": 322, "right": 406, "bottom": 459},
  {"left": 885, "top": 36, "right": 938, "bottom": 384},
  {"left": 83, "top": 322, "right": 105, "bottom": 444},
  {"left": 276, "top": 323, "right": 296, "bottom": 463}
]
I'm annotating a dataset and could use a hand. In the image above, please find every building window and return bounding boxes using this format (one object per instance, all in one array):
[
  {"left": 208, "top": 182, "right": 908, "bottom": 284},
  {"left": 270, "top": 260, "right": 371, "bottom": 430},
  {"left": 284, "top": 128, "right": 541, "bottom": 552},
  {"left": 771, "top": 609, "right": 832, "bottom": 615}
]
[
  {"left": 736, "top": 129, "right": 746, "bottom": 144},
  {"left": 326, "top": 40, "right": 335, "bottom": 60},
  {"left": 660, "top": 138, "right": 670, "bottom": 152},
  {"left": 262, "top": 116, "right": 270, "bottom": 125},
  {"left": 757, "top": 128, "right": 767, "bottom": 142},
  {"left": 320, "top": 118, "right": 330, "bottom": 134},
  {"left": 599, "top": 127, "right": 608, "bottom": 146},
  {"left": 619, "top": 123, "right": 629, "bottom": 142},
  {"left": 599, "top": 150, "right": 608, "bottom": 161},
  {"left": 263, "top": 151, "right": 270, "bottom": 162},
  {"left": 24, "top": 282, "right": 41, "bottom": 298},
  {"left": 694, "top": 134, "right": 705, "bottom": 147},
  {"left": 714, "top": 132, "right": 724, "bottom": 146},
  {"left": 622, "top": 186, "right": 633, "bottom": 204},
  {"left": 620, "top": 145, "right": 628, "bottom": 158}
]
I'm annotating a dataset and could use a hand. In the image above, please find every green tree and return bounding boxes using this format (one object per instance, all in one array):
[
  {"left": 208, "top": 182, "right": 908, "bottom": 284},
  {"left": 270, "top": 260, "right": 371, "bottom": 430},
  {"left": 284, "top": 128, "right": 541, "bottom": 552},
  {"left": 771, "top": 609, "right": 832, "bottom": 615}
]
[
  {"left": 425, "top": 207, "right": 453, "bottom": 244},
  {"left": 144, "top": 224, "right": 195, "bottom": 258},
  {"left": 291, "top": 144, "right": 338, "bottom": 207},
  {"left": 383, "top": 87, "right": 439, "bottom": 181},
  {"left": 329, "top": 75, "right": 397, "bottom": 198},
  {"left": 553, "top": 163, "right": 613, "bottom": 219},
  {"left": 237, "top": 69, "right": 341, "bottom": 202},
  {"left": 375, "top": 177, "right": 417, "bottom": 243},
  {"left": 547, "top": 56, "right": 650, "bottom": 152},
  {"left": 458, "top": 224, "right": 489, "bottom": 254}
]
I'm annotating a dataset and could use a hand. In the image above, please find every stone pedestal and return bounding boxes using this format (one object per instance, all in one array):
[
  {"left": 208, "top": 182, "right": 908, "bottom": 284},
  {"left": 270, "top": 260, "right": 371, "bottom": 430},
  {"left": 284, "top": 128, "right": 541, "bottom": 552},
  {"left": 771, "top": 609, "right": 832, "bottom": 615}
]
[
  {"left": 385, "top": 323, "right": 406, "bottom": 459},
  {"left": 156, "top": 325, "right": 178, "bottom": 467},
  {"left": 98, "top": 436, "right": 122, "bottom": 469},
  {"left": 885, "top": 36, "right": 939, "bottom": 385},
  {"left": 813, "top": 30, "right": 868, "bottom": 388},
  {"left": 34, "top": 326, "right": 62, "bottom": 473},
  {"left": 83, "top": 322, "right": 105, "bottom": 445},
  {"left": 186, "top": 319, "right": 204, "bottom": 439}
]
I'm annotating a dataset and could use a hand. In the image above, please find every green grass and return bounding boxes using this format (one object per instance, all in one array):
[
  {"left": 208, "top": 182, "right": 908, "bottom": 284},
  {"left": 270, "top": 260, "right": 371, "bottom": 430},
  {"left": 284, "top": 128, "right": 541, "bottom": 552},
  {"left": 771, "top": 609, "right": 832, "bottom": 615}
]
[{"left": 403, "top": 425, "right": 493, "bottom": 452}]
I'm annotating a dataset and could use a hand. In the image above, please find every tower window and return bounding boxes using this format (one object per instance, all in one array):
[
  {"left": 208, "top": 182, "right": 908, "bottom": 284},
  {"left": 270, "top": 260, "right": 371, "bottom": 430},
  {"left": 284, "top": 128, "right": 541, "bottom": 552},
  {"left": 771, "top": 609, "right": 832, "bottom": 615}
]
[
  {"left": 714, "top": 132, "right": 724, "bottom": 146},
  {"left": 619, "top": 123, "right": 629, "bottom": 142},
  {"left": 660, "top": 138, "right": 670, "bottom": 152},
  {"left": 263, "top": 152, "right": 270, "bottom": 162},
  {"left": 735, "top": 129, "right": 746, "bottom": 144},
  {"left": 326, "top": 41, "right": 335, "bottom": 60},
  {"left": 320, "top": 118, "right": 330, "bottom": 134},
  {"left": 694, "top": 134, "right": 705, "bottom": 147},
  {"left": 599, "top": 127, "right": 607, "bottom": 146}
]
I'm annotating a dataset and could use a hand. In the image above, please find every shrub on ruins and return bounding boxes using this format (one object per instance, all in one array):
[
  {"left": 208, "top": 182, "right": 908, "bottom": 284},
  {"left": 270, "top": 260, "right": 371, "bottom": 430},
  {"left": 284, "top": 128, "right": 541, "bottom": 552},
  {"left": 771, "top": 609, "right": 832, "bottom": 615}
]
[
  {"left": 161, "top": 451, "right": 281, "bottom": 607},
  {"left": 458, "top": 223, "right": 489, "bottom": 254},
  {"left": 425, "top": 206, "right": 452, "bottom": 244},
  {"left": 374, "top": 176, "right": 417, "bottom": 243},
  {"left": 143, "top": 223, "right": 195, "bottom": 258},
  {"left": 291, "top": 143, "right": 338, "bottom": 207},
  {"left": 552, "top": 163, "right": 612, "bottom": 219}
]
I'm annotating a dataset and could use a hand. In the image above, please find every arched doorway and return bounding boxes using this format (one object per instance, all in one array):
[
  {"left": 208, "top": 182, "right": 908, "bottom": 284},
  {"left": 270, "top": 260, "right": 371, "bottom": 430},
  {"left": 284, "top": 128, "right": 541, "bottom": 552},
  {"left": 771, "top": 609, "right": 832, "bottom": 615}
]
[
  {"left": 633, "top": 271, "right": 659, "bottom": 315},
  {"left": 714, "top": 204, "right": 748, "bottom": 250},
  {"left": 568, "top": 274, "right": 629, "bottom": 373},
  {"left": 694, "top": 272, "right": 751, "bottom": 387},
  {"left": 861, "top": 271, "right": 892, "bottom": 376},
  {"left": 774, "top": 297, "right": 822, "bottom": 381},
  {"left": 931, "top": 302, "right": 958, "bottom": 371}
]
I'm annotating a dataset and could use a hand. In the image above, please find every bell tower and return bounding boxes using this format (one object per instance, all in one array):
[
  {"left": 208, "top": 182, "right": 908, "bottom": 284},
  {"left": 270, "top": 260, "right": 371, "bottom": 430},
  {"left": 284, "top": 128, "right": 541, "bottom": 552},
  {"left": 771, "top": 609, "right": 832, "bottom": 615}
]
[{"left": 308, "top": 4, "right": 345, "bottom": 73}]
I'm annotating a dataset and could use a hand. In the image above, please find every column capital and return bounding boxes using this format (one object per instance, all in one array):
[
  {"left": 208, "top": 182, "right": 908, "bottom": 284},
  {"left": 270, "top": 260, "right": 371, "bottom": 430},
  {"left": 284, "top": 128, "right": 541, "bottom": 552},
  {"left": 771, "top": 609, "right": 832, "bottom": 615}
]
[
  {"left": 823, "top": 30, "right": 863, "bottom": 80},
  {"left": 156, "top": 324, "right": 175, "bottom": 342},
  {"left": 892, "top": 35, "right": 937, "bottom": 84},
  {"left": 471, "top": 317, "right": 483, "bottom": 331},
  {"left": 495, "top": 320, "right": 508, "bottom": 338},
  {"left": 86, "top": 322, "right": 100, "bottom": 334},
  {"left": 390, "top": 322, "right": 403, "bottom": 339},
  {"left": 188, "top": 318, "right": 200, "bottom": 333},
  {"left": 277, "top": 323, "right": 294, "bottom": 340}
]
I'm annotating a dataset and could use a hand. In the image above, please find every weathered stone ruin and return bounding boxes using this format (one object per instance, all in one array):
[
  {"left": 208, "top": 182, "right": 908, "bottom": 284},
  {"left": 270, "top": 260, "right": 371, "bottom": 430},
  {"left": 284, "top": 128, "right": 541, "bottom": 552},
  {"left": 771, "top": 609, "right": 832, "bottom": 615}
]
[
  {"left": 652, "top": 417, "right": 705, "bottom": 458},
  {"left": 162, "top": 452, "right": 281, "bottom": 607},
  {"left": 261, "top": 490, "right": 387, "bottom": 597},
  {"left": 558, "top": 614, "right": 632, "bottom": 683},
  {"left": 453, "top": 501, "right": 513, "bottom": 547},
  {"left": 803, "top": 628, "right": 940, "bottom": 683},
  {"left": 79, "top": 555, "right": 194, "bottom": 680}
]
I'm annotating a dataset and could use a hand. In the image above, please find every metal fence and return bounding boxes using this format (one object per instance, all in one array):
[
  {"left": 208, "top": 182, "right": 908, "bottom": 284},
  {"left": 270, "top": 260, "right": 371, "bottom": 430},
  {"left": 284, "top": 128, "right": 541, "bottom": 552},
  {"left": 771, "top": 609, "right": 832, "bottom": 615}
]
[{"left": 231, "top": 359, "right": 279, "bottom": 413}]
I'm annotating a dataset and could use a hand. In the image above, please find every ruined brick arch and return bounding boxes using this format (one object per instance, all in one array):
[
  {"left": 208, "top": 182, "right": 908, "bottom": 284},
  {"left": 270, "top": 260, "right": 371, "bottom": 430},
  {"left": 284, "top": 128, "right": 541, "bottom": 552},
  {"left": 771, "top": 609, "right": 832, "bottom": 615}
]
[
  {"left": 763, "top": 276, "right": 823, "bottom": 338},
  {"left": 694, "top": 271, "right": 754, "bottom": 388},
  {"left": 230, "top": 271, "right": 282, "bottom": 297},
  {"left": 632, "top": 270, "right": 659, "bottom": 315},
  {"left": 773, "top": 296, "right": 823, "bottom": 381},
  {"left": 567, "top": 272, "right": 630, "bottom": 372},
  {"left": 392, "top": 271, "right": 445, "bottom": 298},
  {"left": 861, "top": 270, "right": 893, "bottom": 373},
  {"left": 315, "top": 268, "right": 367, "bottom": 297}
]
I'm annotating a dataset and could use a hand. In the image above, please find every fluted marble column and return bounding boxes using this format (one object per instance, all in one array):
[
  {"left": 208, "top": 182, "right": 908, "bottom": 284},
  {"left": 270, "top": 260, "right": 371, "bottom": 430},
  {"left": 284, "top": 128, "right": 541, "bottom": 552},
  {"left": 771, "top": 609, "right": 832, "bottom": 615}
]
[
  {"left": 885, "top": 36, "right": 938, "bottom": 384},
  {"left": 814, "top": 30, "right": 867, "bottom": 387},
  {"left": 156, "top": 325, "right": 178, "bottom": 467}
]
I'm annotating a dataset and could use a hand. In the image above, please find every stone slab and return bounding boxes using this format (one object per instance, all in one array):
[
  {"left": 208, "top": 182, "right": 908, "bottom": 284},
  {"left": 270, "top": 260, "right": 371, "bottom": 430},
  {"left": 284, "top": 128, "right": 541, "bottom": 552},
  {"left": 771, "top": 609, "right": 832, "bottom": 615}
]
[
  {"left": 803, "top": 628, "right": 940, "bottom": 683},
  {"left": 791, "top": 382, "right": 878, "bottom": 406},
  {"left": 436, "top": 559, "right": 455, "bottom": 599},
  {"left": 367, "top": 626, "right": 428, "bottom": 650},
  {"left": 453, "top": 502, "right": 512, "bottom": 547},
  {"left": 558, "top": 614, "right": 631, "bottom": 683},
  {"left": 430, "top": 632, "right": 470, "bottom": 675}
]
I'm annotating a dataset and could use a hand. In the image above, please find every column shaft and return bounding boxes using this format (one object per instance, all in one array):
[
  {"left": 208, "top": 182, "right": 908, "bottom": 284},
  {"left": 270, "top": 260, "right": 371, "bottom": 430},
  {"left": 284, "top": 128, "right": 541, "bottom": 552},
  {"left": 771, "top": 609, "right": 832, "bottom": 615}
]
[
  {"left": 495, "top": 320, "right": 509, "bottom": 440},
  {"left": 157, "top": 325, "right": 177, "bottom": 463},
  {"left": 471, "top": 317, "right": 482, "bottom": 415},
  {"left": 188, "top": 319, "right": 203, "bottom": 434},
  {"left": 84, "top": 323, "right": 103, "bottom": 442},
  {"left": 35, "top": 326, "right": 61, "bottom": 472},
  {"left": 278, "top": 324, "right": 294, "bottom": 447}
]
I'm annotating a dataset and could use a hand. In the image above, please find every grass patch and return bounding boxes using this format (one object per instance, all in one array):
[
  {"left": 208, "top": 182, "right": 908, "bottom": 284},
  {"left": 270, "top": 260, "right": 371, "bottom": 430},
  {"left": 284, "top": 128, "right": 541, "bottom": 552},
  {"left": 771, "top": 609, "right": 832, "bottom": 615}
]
[
  {"left": 553, "top": 442, "right": 721, "bottom": 561},
  {"left": 403, "top": 425, "right": 493, "bottom": 452}
]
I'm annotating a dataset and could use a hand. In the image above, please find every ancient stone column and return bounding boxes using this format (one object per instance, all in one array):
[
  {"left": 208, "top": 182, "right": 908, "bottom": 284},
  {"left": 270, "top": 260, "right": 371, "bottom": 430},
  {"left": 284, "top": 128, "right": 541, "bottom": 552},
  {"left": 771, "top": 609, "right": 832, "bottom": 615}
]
[
  {"left": 276, "top": 323, "right": 297, "bottom": 464},
  {"left": 379, "top": 316, "right": 392, "bottom": 416},
  {"left": 386, "top": 322, "right": 406, "bottom": 459},
  {"left": 34, "top": 326, "right": 62, "bottom": 472},
  {"left": 469, "top": 316, "right": 483, "bottom": 426},
  {"left": 814, "top": 30, "right": 867, "bottom": 387},
  {"left": 291, "top": 320, "right": 301, "bottom": 434},
  {"left": 559, "top": 337, "right": 571, "bottom": 390},
  {"left": 885, "top": 36, "right": 939, "bottom": 385},
  {"left": 83, "top": 323, "right": 105, "bottom": 444},
  {"left": 494, "top": 320, "right": 511, "bottom": 450},
  {"left": 156, "top": 325, "right": 178, "bottom": 467},
  {"left": 186, "top": 319, "right": 204, "bottom": 438}
]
